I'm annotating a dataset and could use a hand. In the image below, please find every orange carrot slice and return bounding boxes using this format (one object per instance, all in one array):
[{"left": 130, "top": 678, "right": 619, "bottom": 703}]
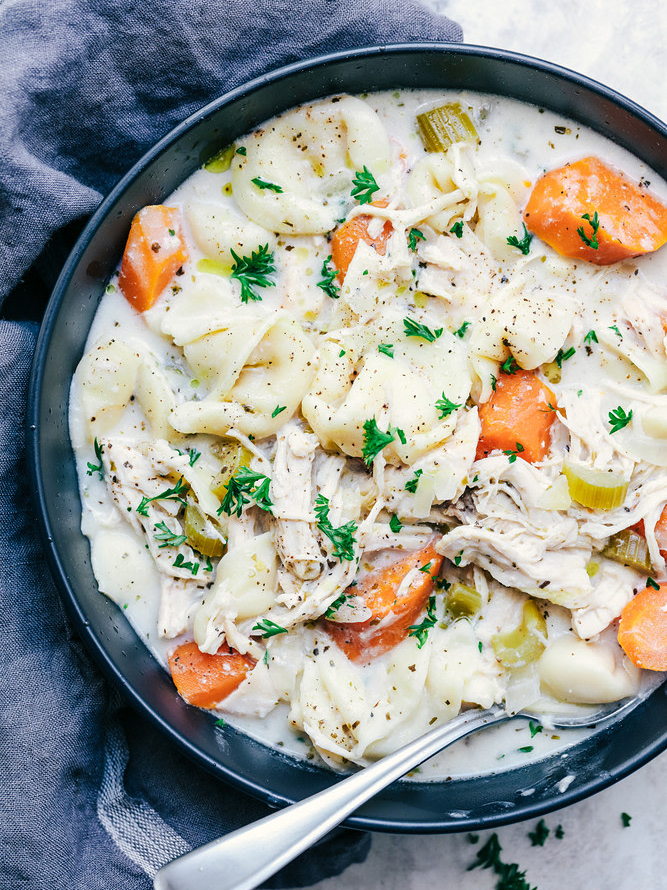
[
  {"left": 118, "top": 205, "right": 188, "bottom": 311},
  {"left": 524, "top": 156, "right": 667, "bottom": 265},
  {"left": 323, "top": 540, "right": 443, "bottom": 664},
  {"left": 331, "top": 200, "right": 393, "bottom": 282},
  {"left": 168, "top": 641, "right": 255, "bottom": 709},
  {"left": 476, "top": 370, "right": 556, "bottom": 463},
  {"left": 618, "top": 583, "right": 667, "bottom": 671}
]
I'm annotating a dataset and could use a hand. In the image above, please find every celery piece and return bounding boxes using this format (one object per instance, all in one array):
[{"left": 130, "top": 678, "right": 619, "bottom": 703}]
[
  {"left": 563, "top": 462, "right": 629, "bottom": 510},
  {"left": 183, "top": 502, "right": 225, "bottom": 558},
  {"left": 492, "top": 600, "right": 546, "bottom": 668},
  {"left": 603, "top": 529, "right": 652, "bottom": 572},
  {"left": 416, "top": 103, "right": 479, "bottom": 153},
  {"left": 196, "top": 258, "right": 232, "bottom": 277},
  {"left": 203, "top": 143, "right": 236, "bottom": 173},
  {"left": 446, "top": 582, "right": 482, "bottom": 617},
  {"left": 542, "top": 360, "right": 562, "bottom": 384},
  {"left": 210, "top": 440, "right": 253, "bottom": 501}
]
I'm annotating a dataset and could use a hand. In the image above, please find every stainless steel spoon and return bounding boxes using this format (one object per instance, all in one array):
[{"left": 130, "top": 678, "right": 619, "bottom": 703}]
[{"left": 153, "top": 693, "right": 648, "bottom": 890}]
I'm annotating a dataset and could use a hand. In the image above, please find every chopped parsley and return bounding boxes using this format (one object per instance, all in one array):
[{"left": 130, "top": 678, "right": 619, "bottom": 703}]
[
  {"left": 528, "top": 819, "right": 550, "bottom": 846},
  {"left": 262, "top": 649, "right": 269, "bottom": 665},
  {"left": 252, "top": 619, "right": 287, "bottom": 638},
  {"left": 217, "top": 467, "right": 273, "bottom": 517},
  {"left": 555, "top": 825, "right": 565, "bottom": 839},
  {"left": 173, "top": 553, "right": 199, "bottom": 575},
  {"left": 351, "top": 166, "right": 380, "bottom": 204},
  {"left": 214, "top": 717, "right": 227, "bottom": 727},
  {"left": 454, "top": 550, "right": 463, "bottom": 566},
  {"left": 528, "top": 720, "right": 543, "bottom": 738},
  {"left": 407, "top": 227, "right": 425, "bottom": 251},
  {"left": 378, "top": 343, "right": 394, "bottom": 358},
  {"left": 314, "top": 495, "right": 358, "bottom": 562},
  {"left": 555, "top": 346, "right": 576, "bottom": 368},
  {"left": 403, "top": 317, "right": 443, "bottom": 342},
  {"left": 583, "top": 329, "right": 598, "bottom": 345},
  {"left": 503, "top": 442, "right": 525, "bottom": 463},
  {"left": 408, "top": 595, "right": 437, "bottom": 647},
  {"left": 188, "top": 448, "right": 201, "bottom": 467},
  {"left": 436, "top": 393, "right": 462, "bottom": 419},
  {"left": 251, "top": 177, "right": 283, "bottom": 192},
  {"left": 609, "top": 324, "right": 623, "bottom": 338},
  {"left": 405, "top": 468, "right": 423, "bottom": 494},
  {"left": 491, "top": 374, "right": 497, "bottom": 392},
  {"left": 324, "top": 591, "right": 350, "bottom": 619},
  {"left": 467, "top": 833, "right": 536, "bottom": 890},
  {"left": 453, "top": 320, "right": 471, "bottom": 338},
  {"left": 506, "top": 223, "right": 533, "bottom": 255},
  {"left": 389, "top": 514, "right": 403, "bottom": 533},
  {"left": 153, "top": 521, "right": 187, "bottom": 549},
  {"left": 500, "top": 355, "right": 519, "bottom": 375},
  {"left": 137, "top": 477, "right": 188, "bottom": 517},
  {"left": 621, "top": 812, "right": 632, "bottom": 828},
  {"left": 647, "top": 577, "right": 660, "bottom": 590},
  {"left": 339, "top": 349, "right": 346, "bottom": 357},
  {"left": 316, "top": 255, "right": 340, "bottom": 299},
  {"left": 518, "top": 745, "right": 534, "bottom": 753},
  {"left": 577, "top": 210, "right": 600, "bottom": 249},
  {"left": 230, "top": 244, "right": 276, "bottom": 303},
  {"left": 235, "top": 146, "right": 247, "bottom": 156},
  {"left": 419, "top": 561, "right": 433, "bottom": 573},
  {"left": 608, "top": 406, "right": 633, "bottom": 434},
  {"left": 450, "top": 220, "right": 464, "bottom": 238},
  {"left": 361, "top": 417, "right": 396, "bottom": 465},
  {"left": 86, "top": 438, "right": 105, "bottom": 480},
  {"left": 271, "top": 405, "right": 287, "bottom": 418}
]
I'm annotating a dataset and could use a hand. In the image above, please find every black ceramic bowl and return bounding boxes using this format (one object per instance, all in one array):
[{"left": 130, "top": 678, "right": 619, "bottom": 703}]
[{"left": 28, "top": 44, "right": 667, "bottom": 832}]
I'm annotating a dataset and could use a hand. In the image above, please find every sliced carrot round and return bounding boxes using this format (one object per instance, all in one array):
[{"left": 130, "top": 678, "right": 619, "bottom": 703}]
[
  {"left": 524, "top": 156, "right": 667, "bottom": 265},
  {"left": 168, "top": 641, "right": 255, "bottom": 708},
  {"left": 330, "top": 200, "right": 393, "bottom": 281},
  {"left": 618, "top": 583, "right": 667, "bottom": 671}
]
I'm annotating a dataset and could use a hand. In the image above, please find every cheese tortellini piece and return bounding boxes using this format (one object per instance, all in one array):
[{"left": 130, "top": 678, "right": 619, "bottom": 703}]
[
  {"left": 231, "top": 96, "right": 391, "bottom": 234},
  {"left": 186, "top": 201, "right": 276, "bottom": 264},
  {"left": 78, "top": 339, "right": 142, "bottom": 439},
  {"left": 539, "top": 637, "right": 641, "bottom": 704}
]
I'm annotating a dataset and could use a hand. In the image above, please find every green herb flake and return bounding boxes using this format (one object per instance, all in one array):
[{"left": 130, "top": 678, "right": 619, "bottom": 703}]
[
  {"left": 214, "top": 717, "right": 226, "bottom": 727},
  {"left": 407, "top": 227, "right": 425, "bottom": 251},
  {"left": 491, "top": 374, "right": 497, "bottom": 391},
  {"left": 263, "top": 649, "right": 269, "bottom": 665},
  {"left": 555, "top": 825, "right": 564, "bottom": 839},
  {"left": 324, "top": 592, "right": 350, "bottom": 619},
  {"left": 251, "top": 176, "right": 283, "bottom": 193},
  {"left": 403, "top": 317, "right": 443, "bottom": 342},
  {"left": 361, "top": 417, "right": 395, "bottom": 465},
  {"left": 518, "top": 745, "right": 534, "bottom": 753},
  {"left": 314, "top": 495, "right": 358, "bottom": 562},
  {"left": 408, "top": 595, "right": 437, "bottom": 647},
  {"left": 271, "top": 405, "right": 287, "bottom": 418},
  {"left": 235, "top": 146, "right": 247, "bottom": 156},
  {"left": 608, "top": 406, "right": 633, "bottom": 434},
  {"left": 468, "top": 833, "right": 536, "bottom": 890},
  {"left": 378, "top": 343, "right": 394, "bottom": 358},
  {"left": 153, "top": 521, "right": 187, "bottom": 549},
  {"left": 405, "top": 468, "right": 423, "bottom": 494},
  {"left": 583, "top": 329, "right": 598, "bottom": 345},
  {"left": 105, "top": 283, "right": 116, "bottom": 294},
  {"left": 500, "top": 355, "right": 519, "bottom": 375},
  {"left": 188, "top": 448, "right": 201, "bottom": 467},
  {"left": 609, "top": 324, "right": 623, "bottom": 338},
  {"left": 436, "top": 393, "right": 462, "bottom": 419},
  {"left": 506, "top": 223, "right": 533, "bottom": 255},
  {"left": 577, "top": 210, "right": 600, "bottom": 249},
  {"left": 217, "top": 467, "right": 273, "bottom": 517},
  {"left": 419, "top": 561, "right": 433, "bottom": 573},
  {"left": 252, "top": 619, "right": 288, "bottom": 638},
  {"left": 453, "top": 320, "right": 471, "bottom": 339},
  {"left": 528, "top": 819, "right": 550, "bottom": 846},
  {"left": 173, "top": 553, "right": 199, "bottom": 575},
  {"left": 231, "top": 244, "right": 276, "bottom": 303},
  {"left": 86, "top": 438, "right": 105, "bottom": 480},
  {"left": 647, "top": 577, "right": 660, "bottom": 590},
  {"left": 478, "top": 640, "right": 483, "bottom": 652},
  {"left": 450, "top": 220, "right": 464, "bottom": 238},
  {"left": 137, "top": 477, "right": 188, "bottom": 517},
  {"left": 351, "top": 166, "right": 380, "bottom": 204},
  {"left": 317, "top": 255, "right": 340, "bottom": 300},
  {"left": 339, "top": 349, "right": 346, "bottom": 357},
  {"left": 454, "top": 550, "right": 463, "bottom": 566},
  {"left": 389, "top": 514, "right": 403, "bottom": 533},
  {"left": 529, "top": 720, "right": 543, "bottom": 738},
  {"left": 503, "top": 442, "right": 525, "bottom": 463},
  {"left": 555, "top": 346, "right": 576, "bottom": 368},
  {"left": 621, "top": 812, "right": 632, "bottom": 828}
]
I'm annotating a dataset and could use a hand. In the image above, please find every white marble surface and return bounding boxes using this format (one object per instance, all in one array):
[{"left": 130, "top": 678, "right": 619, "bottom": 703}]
[{"left": 314, "top": 2, "right": 667, "bottom": 888}]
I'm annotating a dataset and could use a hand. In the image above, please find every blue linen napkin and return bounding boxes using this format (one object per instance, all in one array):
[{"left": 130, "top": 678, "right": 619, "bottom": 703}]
[{"left": 0, "top": 1, "right": 462, "bottom": 888}]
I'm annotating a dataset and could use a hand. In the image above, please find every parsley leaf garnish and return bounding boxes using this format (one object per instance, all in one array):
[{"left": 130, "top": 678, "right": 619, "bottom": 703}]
[
  {"left": 583, "top": 329, "right": 598, "bottom": 345},
  {"left": 468, "top": 833, "right": 537, "bottom": 890},
  {"left": 528, "top": 819, "right": 550, "bottom": 846},
  {"left": 577, "top": 211, "right": 600, "bottom": 249},
  {"left": 351, "top": 166, "right": 380, "bottom": 204},
  {"left": 407, "top": 227, "right": 425, "bottom": 251},
  {"left": 271, "top": 405, "right": 287, "bottom": 418},
  {"left": 235, "top": 146, "right": 247, "bottom": 156},
  {"left": 503, "top": 442, "right": 525, "bottom": 463},
  {"left": 86, "top": 437, "right": 105, "bottom": 480},
  {"left": 214, "top": 716, "right": 227, "bottom": 727},
  {"left": 621, "top": 812, "right": 632, "bottom": 828},
  {"left": 403, "top": 317, "right": 443, "bottom": 342},
  {"left": 314, "top": 495, "right": 358, "bottom": 562},
  {"left": 609, "top": 324, "right": 623, "bottom": 338},
  {"left": 436, "top": 393, "right": 462, "bottom": 419},
  {"left": 378, "top": 343, "right": 394, "bottom": 358},
  {"left": 217, "top": 467, "right": 273, "bottom": 517},
  {"left": 506, "top": 223, "right": 533, "bottom": 255},
  {"left": 137, "top": 477, "right": 188, "bottom": 517},
  {"left": 230, "top": 244, "right": 276, "bottom": 303},
  {"left": 453, "top": 320, "right": 470, "bottom": 338},
  {"left": 317, "top": 255, "right": 340, "bottom": 299},
  {"left": 647, "top": 576, "right": 660, "bottom": 590},
  {"left": 490, "top": 374, "right": 497, "bottom": 391},
  {"left": 450, "top": 220, "right": 464, "bottom": 238},
  {"left": 405, "top": 468, "right": 423, "bottom": 494},
  {"left": 188, "top": 448, "right": 201, "bottom": 467},
  {"left": 408, "top": 595, "right": 437, "bottom": 647},
  {"left": 501, "top": 355, "right": 518, "bottom": 375},
  {"left": 154, "top": 521, "right": 187, "bottom": 549},
  {"left": 528, "top": 720, "right": 543, "bottom": 738},
  {"left": 608, "top": 406, "right": 633, "bottom": 434},
  {"left": 361, "top": 417, "right": 396, "bottom": 465},
  {"left": 173, "top": 553, "right": 199, "bottom": 575},
  {"left": 253, "top": 619, "right": 287, "bottom": 638},
  {"left": 324, "top": 591, "right": 350, "bottom": 619},
  {"left": 389, "top": 514, "right": 403, "bottom": 533},
  {"left": 251, "top": 177, "right": 283, "bottom": 193},
  {"left": 555, "top": 346, "right": 576, "bottom": 368}
]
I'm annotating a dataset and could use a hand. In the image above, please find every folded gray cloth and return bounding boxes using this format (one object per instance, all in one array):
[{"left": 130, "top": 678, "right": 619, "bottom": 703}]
[{"left": 0, "top": 1, "right": 462, "bottom": 888}]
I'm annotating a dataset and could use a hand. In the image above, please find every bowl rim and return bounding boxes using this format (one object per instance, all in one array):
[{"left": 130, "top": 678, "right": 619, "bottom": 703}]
[{"left": 27, "top": 41, "right": 667, "bottom": 833}]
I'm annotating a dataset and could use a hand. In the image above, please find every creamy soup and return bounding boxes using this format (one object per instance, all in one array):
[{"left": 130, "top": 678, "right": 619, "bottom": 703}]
[{"left": 69, "top": 89, "right": 667, "bottom": 777}]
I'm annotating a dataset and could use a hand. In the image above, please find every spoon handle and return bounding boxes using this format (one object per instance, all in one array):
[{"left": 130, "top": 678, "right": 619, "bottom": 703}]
[{"left": 153, "top": 704, "right": 508, "bottom": 890}]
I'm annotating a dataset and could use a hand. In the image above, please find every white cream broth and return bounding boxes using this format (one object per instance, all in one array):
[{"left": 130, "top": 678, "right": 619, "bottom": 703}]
[{"left": 69, "top": 88, "right": 667, "bottom": 780}]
